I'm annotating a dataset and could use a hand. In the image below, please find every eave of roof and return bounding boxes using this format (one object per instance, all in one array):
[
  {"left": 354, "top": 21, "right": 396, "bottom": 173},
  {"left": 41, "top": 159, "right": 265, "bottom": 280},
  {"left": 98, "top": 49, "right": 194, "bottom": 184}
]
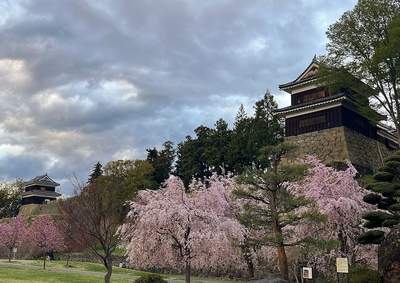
[
  {"left": 23, "top": 173, "right": 60, "bottom": 188},
  {"left": 279, "top": 75, "right": 317, "bottom": 90},
  {"left": 20, "top": 190, "right": 61, "bottom": 198},
  {"left": 279, "top": 56, "right": 320, "bottom": 91},
  {"left": 274, "top": 93, "right": 350, "bottom": 115}
]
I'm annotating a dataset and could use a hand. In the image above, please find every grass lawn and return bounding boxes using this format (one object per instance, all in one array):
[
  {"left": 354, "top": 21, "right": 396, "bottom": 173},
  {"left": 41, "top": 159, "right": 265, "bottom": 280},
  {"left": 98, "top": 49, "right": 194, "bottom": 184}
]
[
  {"left": 0, "top": 260, "right": 175, "bottom": 283},
  {"left": 0, "top": 266, "right": 134, "bottom": 283},
  {"left": 6, "top": 259, "right": 153, "bottom": 276}
]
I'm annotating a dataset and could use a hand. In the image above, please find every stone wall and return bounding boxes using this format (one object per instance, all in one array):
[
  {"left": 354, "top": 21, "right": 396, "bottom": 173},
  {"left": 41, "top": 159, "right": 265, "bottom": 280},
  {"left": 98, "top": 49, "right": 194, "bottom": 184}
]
[
  {"left": 285, "top": 126, "right": 393, "bottom": 173},
  {"left": 19, "top": 201, "right": 59, "bottom": 217}
]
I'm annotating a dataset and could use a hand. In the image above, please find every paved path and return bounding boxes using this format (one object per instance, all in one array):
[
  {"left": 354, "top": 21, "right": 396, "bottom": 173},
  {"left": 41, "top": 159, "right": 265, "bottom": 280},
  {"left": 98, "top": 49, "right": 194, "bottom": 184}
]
[{"left": 0, "top": 262, "right": 239, "bottom": 283}]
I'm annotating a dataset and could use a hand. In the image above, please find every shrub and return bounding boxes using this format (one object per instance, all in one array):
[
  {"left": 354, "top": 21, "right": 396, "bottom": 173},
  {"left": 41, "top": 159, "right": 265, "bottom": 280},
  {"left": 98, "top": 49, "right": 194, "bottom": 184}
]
[
  {"left": 134, "top": 274, "right": 168, "bottom": 283},
  {"left": 349, "top": 266, "right": 380, "bottom": 283}
]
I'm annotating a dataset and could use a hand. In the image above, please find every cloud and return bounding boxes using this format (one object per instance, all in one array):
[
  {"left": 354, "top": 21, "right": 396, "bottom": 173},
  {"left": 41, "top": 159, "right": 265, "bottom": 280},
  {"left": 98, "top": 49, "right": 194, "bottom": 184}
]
[{"left": 0, "top": 0, "right": 357, "bottom": 195}]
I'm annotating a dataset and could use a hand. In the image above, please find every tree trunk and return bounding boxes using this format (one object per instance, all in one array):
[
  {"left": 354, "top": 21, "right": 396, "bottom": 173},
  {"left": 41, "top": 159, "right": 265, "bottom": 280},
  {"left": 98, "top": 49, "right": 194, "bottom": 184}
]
[
  {"left": 277, "top": 244, "right": 289, "bottom": 281},
  {"left": 247, "top": 258, "right": 255, "bottom": 278},
  {"left": 270, "top": 178, "right": 289, "bottom": 281},
  {"left": 8, "top": 248, "right": 12, "bottom": 262},
  {"left": 185, "top": 259, "right": 191, "bottom": 283},
  {"left": 43, "top": 254, "right": 46, "bottom": 270},
  {"left": 104, "top": 256, "right": 113, "bottom": 283},
  {"left": 244, "top": 252, "right": 255, "bottom": 278}
]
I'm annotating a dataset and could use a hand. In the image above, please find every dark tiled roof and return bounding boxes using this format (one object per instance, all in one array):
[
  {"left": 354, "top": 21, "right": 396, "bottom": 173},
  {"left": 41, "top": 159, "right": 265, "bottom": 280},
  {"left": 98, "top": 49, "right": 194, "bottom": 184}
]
[
  {"left": 274, "top": 93, "right": 351, "bottom": 114},
  {"left": 279, "top": 56, "right": 319, "bottom": 90},
  {"left": 23, "top": 174, "right": 60, "bottom": 188},
  {"left": 278, "top": 75, "right": 317, "bottom": 90},
  {"left": 20, "top": 190, "right": 61, "bottom": 198}
]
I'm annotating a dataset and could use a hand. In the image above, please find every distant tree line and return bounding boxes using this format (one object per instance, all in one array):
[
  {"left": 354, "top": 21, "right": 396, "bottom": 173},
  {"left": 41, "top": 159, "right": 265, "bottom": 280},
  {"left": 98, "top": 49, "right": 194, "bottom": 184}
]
[{"left": 87, "top": 90, "right": 284, "bottom": 192}]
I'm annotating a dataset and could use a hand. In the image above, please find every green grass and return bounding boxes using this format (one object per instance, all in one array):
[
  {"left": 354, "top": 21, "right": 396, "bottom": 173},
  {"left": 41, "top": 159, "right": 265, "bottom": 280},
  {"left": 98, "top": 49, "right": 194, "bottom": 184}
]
[
  {"left": 0, "top": 260, "right": 230, "bottom": 283},
  {"left": 0, "top": 266, "right": 133, "bottom": 283},
  {"left": 2, "top": 259, "right": 155, "bottom": 276}
]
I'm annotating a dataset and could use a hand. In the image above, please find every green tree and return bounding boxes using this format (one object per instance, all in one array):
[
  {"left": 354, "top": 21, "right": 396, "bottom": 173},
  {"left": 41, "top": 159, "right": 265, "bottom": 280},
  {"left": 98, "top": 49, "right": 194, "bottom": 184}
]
[
  {"left": 174, "top": 136, "right": 200, "bottom": 188},
  {"left": 174, "top": 91, "right": 284, "bottom": 187},
  {"left": 247, "top": 90, "right": 284, "bottom": 170},
  {"left": 202, "top": 118, "right": 233, "bottom": 175},
  {"left": 358, "top": 150, "right": 400, "bottom": 244},
  {"left": 174, "top": 123, "right": 229, "bottom": 188},
  {"left": 146, "top": 141, "right": 175, "bottom": 189},
  {"left": 0, "top": 179, "right": 24, "bottom": 218},
  {"left": 227, "top": 104, "right": 253, "bottom": 174},
  {"left": 101, "top": 159, "right": 155, "bottom": 199},
  {"left": 318, "top": 0, "right": 400, "bottom": 142},
  {"left": 88, "top": 161, "right": 103, "bottom": 184},
  {"left": 233, "top": 143, "right": 326, "bottom": 281}
]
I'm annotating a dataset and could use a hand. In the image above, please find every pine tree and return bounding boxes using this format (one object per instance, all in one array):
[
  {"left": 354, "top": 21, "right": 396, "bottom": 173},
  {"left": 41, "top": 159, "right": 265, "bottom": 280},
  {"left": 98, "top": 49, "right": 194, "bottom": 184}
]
[
  {"left": 88, "top": 161, "right": 103, "bottom": 184},
  {"left": 358, "top": 151, "right": 400, "bottom": 244}
]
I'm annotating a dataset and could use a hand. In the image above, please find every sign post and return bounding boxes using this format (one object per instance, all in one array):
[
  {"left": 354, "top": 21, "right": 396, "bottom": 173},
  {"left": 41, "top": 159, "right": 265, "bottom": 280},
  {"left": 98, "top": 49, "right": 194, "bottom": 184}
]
[
  {"left": 336, "top": 258, "right": 349, "bottom": 283},
  {"left": 12, "top": 247, "right": 17, "bottom": 261}
]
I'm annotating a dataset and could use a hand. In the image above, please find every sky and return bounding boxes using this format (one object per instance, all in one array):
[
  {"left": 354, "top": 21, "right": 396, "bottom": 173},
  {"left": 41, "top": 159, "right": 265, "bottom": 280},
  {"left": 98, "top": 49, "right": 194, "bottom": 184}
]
[{"left": 0, "top": 0, "right": 357, "bottom": 195}]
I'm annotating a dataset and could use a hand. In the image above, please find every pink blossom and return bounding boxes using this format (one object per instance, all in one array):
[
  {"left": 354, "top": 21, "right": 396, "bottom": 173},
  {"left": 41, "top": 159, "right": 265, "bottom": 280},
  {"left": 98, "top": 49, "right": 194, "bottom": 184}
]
[{"left": 119, "top": 174, "right": 245, "bottom": 282}]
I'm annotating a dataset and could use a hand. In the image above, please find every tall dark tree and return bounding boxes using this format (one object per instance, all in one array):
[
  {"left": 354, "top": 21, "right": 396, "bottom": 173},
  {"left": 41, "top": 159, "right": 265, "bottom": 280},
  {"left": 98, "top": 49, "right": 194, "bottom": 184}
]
[
  {"left": 318, "top": 0, "right": 400, "bottom": 144},
  {"left": 247, "top": 90, "right": 284, "bottom": 170},
  {"left": 174, "top": 126, "right": 214, "bottom": 188},
  {"left": 146, "top": 141, "right": 175, "bottom": 189},
  {"left": 202, "top": 118, "right": 233, "bottom": 175},
  {"left": 358, "top": 150, "right": 400, "bottom": 244},
  {"left": 88, "top": 161, "right": 103, "bottom": 184},
  {"left": 227, "top": 104, "right": 253, "bottom": 174},
  {"left": 174, "top": 91, "right": 284, "bottom": 188}
]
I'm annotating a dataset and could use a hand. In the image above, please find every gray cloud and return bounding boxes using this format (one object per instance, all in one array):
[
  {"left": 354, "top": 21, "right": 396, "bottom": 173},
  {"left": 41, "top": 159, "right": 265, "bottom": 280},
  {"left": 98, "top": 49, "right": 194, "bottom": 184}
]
[{"left": 0, "top": 0, "right": 356, "bottom": 194}]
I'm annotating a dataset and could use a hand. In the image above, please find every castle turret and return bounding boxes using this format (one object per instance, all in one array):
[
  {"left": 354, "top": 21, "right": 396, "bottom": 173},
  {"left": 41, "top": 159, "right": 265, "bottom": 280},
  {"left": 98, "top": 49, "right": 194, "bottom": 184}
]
[
  {"left": 20, "top": 174, "right": 61, "bottom": 205},
  {"left": 275, "top": 57, "right": 397, "bottom": 173}
]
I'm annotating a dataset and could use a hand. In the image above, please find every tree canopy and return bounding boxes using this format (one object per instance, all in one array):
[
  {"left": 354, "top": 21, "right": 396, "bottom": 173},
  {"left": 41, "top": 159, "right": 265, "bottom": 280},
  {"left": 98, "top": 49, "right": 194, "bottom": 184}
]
[
  {"left": 88, "top": 161, "right": 103, "bottom": 184},
  {"left": 174, "top": 90, "right": 284, "bottom": 188},
  {"left": 358, "top": 150, "right": 400, "bottom": 245},
  {"left": 233, "top": 143, "right": 325, "bottom": 281},
  {"left": 0, "top": 179, "right": 24, "bottom": 218},
  {"left": 288, "top": 156, "right": 378, "bottom": 273},
  {"left": 318, "top": 0, "right": 400, "bottom": 142},
  {"left": 118, "top": 175, "right": 244, "bottom": 283}
]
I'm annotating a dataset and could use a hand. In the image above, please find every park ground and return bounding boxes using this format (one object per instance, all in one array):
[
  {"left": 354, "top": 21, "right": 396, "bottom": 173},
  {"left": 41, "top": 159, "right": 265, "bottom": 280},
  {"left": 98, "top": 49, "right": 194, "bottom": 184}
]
[{"left": 0, "top": 260, "right": 240, "bottom": 283}]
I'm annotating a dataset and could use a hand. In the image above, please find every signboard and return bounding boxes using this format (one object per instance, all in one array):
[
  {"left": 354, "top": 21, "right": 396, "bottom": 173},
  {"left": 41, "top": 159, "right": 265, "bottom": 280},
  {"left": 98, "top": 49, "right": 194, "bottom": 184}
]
[
  {"left": 13, "top": 248, "right": 17, "bottom": 253},
  {"left": 302, "top": 267, "right": 312, "bottom": 279},
  {"left": 336, "top": 258, "right": 348, "bottom": 273}
]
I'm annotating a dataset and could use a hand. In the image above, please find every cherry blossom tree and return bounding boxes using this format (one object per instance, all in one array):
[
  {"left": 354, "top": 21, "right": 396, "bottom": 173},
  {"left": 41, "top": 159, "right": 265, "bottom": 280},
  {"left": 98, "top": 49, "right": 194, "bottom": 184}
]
[
  {"left": 0, "top": 214, "right": 28, "bottom": 261},
  {"left": 118, "top": 174, "right": 245, "bottom": 283},
  {"left": 26, "top": 214, "right": 65, "bottom": 270},
  {"left": 288, "top": 156, "right": 378, "bottom": 274}
]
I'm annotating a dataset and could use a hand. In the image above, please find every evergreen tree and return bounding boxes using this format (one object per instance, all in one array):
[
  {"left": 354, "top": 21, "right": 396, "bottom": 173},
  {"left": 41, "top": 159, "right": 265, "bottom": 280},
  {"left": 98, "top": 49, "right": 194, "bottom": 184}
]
[
  {"left": 234, "top": 142, "right": 325, "bottom": 281},
  {"left": 88, "top": 161, "right": 103, "bottom": 184},
  {"left": 227, "top": 104, "right": 253, "bottom": 174},
  {"left": 247, "top": 90, "right": 284, "bottom": 170},
  {"left": 174, "top": 91, "right": 284, "bottom": 188},
  {"left": 358, "top": 150, "right": 400, "bottom": 244},
  {"left": 146, "top": 141, "right": 175, "bottom": 189}
]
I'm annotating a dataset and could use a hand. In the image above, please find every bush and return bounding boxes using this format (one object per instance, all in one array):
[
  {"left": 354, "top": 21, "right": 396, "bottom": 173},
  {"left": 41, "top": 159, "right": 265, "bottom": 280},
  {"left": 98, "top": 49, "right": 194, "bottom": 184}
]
[
  {"left": 134, "top": 274, "right": 168, "bottom": 283},
  {"left": 349, "top": 266, "right": 380, "bottom": 283}
]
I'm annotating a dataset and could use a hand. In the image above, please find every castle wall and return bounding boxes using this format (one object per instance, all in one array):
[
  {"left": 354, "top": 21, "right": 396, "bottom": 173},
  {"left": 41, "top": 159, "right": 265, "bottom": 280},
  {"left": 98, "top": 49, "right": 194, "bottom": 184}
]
[
  {"left": 285, "top": 126, "right": 393, "bottom": 174},
  {"left": 19, "top": 201, "right": 59, "bottom": 216}
]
